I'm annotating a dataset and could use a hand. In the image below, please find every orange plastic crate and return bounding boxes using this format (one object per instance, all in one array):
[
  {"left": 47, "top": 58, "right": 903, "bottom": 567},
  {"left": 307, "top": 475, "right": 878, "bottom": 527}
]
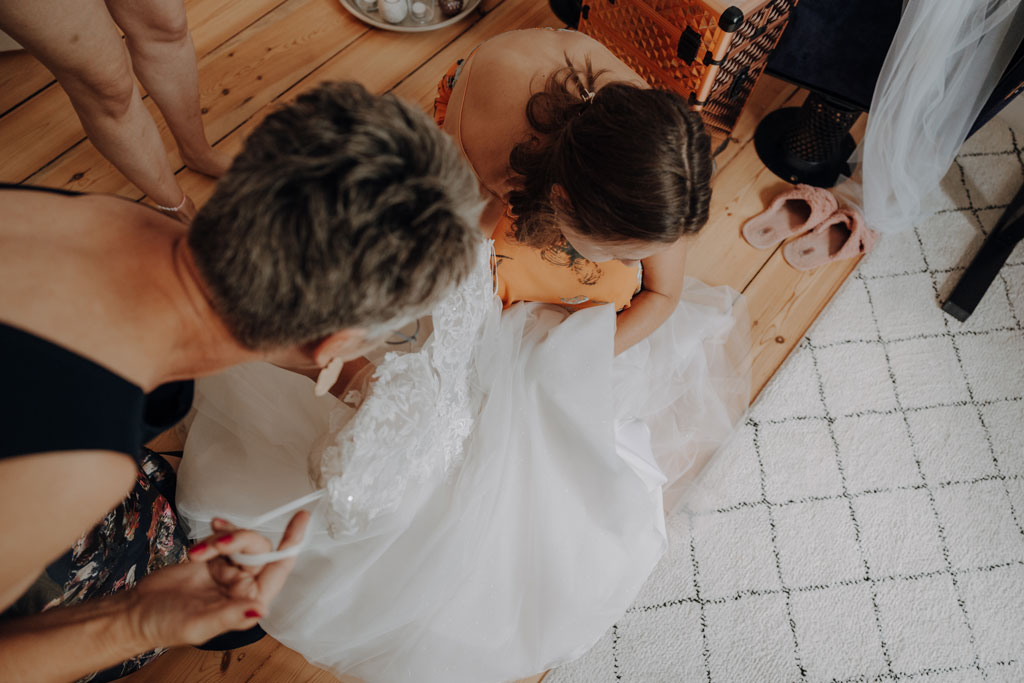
[{"left": 579, "top": 0, "right": 797, "bottom": 141}]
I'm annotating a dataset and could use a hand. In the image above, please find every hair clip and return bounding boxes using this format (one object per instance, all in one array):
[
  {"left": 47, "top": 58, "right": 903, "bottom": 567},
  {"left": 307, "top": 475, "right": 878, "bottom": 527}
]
[{"left": 581, "top": 89, "right": 596, "bottom": 104}]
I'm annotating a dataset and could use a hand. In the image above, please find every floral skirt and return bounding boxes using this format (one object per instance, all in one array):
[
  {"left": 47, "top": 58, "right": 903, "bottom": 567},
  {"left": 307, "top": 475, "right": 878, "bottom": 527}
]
[{"left": 0, "top": 448, "right": 189, "bottom": 682}]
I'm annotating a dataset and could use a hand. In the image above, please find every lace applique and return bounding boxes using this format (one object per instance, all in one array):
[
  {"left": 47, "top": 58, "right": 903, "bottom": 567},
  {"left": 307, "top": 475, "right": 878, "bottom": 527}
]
[{"left": 312, "top": 242, "right": 495, "bottom": 534}]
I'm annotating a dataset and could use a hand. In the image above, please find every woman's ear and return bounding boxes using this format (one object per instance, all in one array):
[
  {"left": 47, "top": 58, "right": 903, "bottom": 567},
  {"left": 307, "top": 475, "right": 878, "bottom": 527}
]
[{"left": 310, "top": 328, "right": 370, "bottom": 367}]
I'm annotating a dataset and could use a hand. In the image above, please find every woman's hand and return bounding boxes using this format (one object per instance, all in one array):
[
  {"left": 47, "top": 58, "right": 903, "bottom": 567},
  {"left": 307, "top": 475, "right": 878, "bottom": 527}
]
[
  {"left": 126, "top": 511, "right": 309, "bottom": 649},
  {"left": 613, "top": 238, "right": 687, "bottom": 355}
]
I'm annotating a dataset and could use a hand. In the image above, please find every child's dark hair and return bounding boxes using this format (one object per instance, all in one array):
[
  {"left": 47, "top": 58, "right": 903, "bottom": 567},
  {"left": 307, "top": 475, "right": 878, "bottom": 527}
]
[{"left": 507, "top": 56, "right": 712, "bottom": 249}]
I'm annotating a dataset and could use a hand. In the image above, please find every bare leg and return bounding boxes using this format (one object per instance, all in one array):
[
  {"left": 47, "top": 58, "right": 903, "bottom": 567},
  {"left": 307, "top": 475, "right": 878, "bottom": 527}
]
[
  {"left": 0, "top": 0, "right": 194, "bottom": 220},
  {"left": 105, "top": 0, "right": 232, "bottom": 178}
]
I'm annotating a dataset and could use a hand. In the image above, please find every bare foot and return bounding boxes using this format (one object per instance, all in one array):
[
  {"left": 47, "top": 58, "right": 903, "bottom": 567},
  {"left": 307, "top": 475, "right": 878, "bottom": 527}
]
[{"left": 181, "top": 147, "right": 233, "bottom": 178}]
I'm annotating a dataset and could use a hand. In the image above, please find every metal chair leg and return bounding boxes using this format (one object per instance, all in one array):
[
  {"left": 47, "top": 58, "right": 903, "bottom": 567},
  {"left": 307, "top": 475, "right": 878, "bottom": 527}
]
[{"left": 942, "top": 182, "right": 1024, "bottom": 321}]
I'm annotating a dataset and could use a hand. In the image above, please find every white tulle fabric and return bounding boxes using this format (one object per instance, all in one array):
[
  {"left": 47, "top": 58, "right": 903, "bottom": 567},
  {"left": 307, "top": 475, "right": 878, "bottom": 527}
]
[
  {"left": 835, "top": 0, "right": 1024, "bottom": 233},
  {"left": 313, "top": 242, "right": 490, "bottom": 535},
  {"left": 177, "top": 242, "right": 749, "bottom": 683}
]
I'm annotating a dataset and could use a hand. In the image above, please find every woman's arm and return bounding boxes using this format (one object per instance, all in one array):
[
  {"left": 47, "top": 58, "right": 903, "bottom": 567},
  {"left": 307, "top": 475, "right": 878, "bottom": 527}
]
[
  {"left": 0, "top": 452, "right": 308, "bottom": 682},
  {"left": 613, "top": 237, "right": 687, "bottom": 355},
  {"left": 0, "top": 451, "right": 145, "bottom": 681},
  {"left": 0, "top": 590, "right": 155, "bottom": 683},
  {"left": 0, "top": 451, "right": 138, "bottom": 611},
  {"left": 0, "top": 515, "right": 309, "bottom": 683}
]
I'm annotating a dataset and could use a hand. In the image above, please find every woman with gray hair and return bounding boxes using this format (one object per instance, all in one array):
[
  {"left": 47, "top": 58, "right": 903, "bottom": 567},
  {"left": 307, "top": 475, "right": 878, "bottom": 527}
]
[{"left": 0, "top": 80, "right": 482, "bottom": 682}]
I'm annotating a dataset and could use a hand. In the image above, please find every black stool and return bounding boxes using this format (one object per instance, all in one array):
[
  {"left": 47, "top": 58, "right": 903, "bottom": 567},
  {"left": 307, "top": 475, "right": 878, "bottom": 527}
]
[{"left": 754, "top": 1, "right": 902, "bottom": 188}]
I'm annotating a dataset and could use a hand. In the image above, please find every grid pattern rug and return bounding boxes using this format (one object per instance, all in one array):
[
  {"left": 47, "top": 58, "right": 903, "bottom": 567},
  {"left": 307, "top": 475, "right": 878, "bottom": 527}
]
[{"left": 547, "top": 117, "right": 1024, "bottom": 683}]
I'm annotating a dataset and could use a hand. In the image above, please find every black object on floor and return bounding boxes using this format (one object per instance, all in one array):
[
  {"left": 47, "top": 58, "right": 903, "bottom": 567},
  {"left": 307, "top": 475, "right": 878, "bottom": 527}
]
[
  {"left": 753, "top": 92, "right": 859, "bottom": 187},
  {"left": 943, "top": 179, "right": 1024, "bottom": 322},
  {"left": 548, "top": 0, "right": 581, "bottom": 27},
  {"left": 754, "top": 0, "right": 903, "bottom": 187},
  {"left": 942, "top": 39, "right": 1024, "bottom": 322},
  {"left": 196, "top": 625, "right": 267, "bottom": 651}
]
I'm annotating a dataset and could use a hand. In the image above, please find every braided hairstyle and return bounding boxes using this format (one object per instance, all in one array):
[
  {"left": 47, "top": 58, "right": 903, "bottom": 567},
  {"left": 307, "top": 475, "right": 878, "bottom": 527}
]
[{"left": 507, "top": 56, "right": 712, "bottom": 249}]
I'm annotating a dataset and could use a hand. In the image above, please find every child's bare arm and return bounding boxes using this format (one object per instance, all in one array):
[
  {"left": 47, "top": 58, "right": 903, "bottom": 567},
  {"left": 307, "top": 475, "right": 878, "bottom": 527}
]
[{"left": 613, "top": 238, "right": 687, "bottom": 355}]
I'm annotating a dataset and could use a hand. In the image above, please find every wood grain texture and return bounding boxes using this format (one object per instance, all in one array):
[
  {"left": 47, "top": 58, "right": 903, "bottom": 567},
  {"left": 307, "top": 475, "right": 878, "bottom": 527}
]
[
  {"left": 174, "top": 0, "right": 561, "bottom": 208},
  {"left": 0, "top": 49, "right": 53, "bottom": 117},
  {"left": 123, "top": 638, "right": 548, "bottom": 683},
  {"left": 745, "top": 249, "right": 862, "bottom": 399},
  {"left": 187, "top": 0, "right": 290, "bottom": 57},
  {"left": 122, "top": 639, "right": 352, "bottom": 683},
  {"left": 0, "top": 81, "right": 83, "bottom": 184}
]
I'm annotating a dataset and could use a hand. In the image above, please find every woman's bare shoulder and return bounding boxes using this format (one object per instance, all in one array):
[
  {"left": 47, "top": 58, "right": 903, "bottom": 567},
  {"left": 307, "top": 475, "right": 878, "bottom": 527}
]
[
  {"left": 0, "top": 450, "right": 137, "bottom": 611},
  {"left": 456, "top": 29, "right": 647, "bottom": 192},
  {"left": 472, "top": 29, "right": 648, "bottom": 98},
  {"left": 453, "top": 37, "right": 539, "bottom": 195}
]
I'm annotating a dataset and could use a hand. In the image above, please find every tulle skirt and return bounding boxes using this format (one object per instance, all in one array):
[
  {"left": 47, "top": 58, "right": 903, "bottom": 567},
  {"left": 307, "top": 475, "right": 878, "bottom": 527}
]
[{"left": 176, "top": 278, "right": 748, "bottom": 682}]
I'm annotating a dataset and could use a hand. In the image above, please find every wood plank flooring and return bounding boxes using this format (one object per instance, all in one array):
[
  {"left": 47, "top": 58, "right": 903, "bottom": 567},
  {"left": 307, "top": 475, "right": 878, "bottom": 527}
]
[{"left": 0, "top": 0, "right": 861, "bottom": 680}]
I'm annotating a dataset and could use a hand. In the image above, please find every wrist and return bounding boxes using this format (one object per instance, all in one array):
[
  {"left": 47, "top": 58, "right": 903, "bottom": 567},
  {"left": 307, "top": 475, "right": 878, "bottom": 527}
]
[{"left": 107, "top": 589, "right": 161, "bottom": 655}]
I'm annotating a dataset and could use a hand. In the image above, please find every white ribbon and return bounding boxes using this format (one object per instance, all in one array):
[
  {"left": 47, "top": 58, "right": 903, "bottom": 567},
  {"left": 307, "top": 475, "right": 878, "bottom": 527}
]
[{"left": 229, "top": 489, "right": 326, "bottom": 566}]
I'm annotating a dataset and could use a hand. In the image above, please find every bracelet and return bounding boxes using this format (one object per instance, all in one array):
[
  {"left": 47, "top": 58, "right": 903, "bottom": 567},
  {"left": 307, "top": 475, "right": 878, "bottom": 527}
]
[{"left": 155, "top": 193, "right": 188, "bottom": 213}]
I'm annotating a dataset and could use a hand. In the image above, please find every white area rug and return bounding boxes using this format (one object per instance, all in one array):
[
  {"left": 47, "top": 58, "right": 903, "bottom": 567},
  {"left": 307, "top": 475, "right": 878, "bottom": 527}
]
[{"left": 548, "top": 117, "right": 1024, "bottom": 683}]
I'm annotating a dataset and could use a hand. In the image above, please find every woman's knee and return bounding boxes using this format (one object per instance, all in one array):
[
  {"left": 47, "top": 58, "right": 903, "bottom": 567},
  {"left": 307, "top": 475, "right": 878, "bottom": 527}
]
[
  {"left": 59, "top": 57, "right": 137, "bottom": 121},
  {"left": 118, "top": 4, "right": 190, "bottom": 48}
]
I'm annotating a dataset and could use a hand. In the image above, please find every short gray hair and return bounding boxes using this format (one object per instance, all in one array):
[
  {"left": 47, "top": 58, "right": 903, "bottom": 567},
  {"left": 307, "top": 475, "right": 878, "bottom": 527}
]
[{"left": 188, "top": 81, "right": 483, "bottom": 350}]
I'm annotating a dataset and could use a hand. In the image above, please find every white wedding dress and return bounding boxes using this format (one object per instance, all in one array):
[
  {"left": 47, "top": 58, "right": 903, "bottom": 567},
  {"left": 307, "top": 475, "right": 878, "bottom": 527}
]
[{"left": 176, "top": 242, "right": 748, "bottom": 683}]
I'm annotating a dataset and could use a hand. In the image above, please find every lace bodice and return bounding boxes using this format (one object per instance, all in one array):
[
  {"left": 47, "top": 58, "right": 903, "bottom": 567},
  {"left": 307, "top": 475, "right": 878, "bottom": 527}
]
[{"left": 312, "top": 242, "right": 496, "bottom": 534}]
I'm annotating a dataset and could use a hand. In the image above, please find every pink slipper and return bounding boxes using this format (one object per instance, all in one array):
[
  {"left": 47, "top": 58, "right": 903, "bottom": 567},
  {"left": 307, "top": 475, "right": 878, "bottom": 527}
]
[
  {"left": 741, "top": 184, "right": 839, "bottom": 249},
  {"left": 782, "top": 207, "right": 879, "bottom": 271}
]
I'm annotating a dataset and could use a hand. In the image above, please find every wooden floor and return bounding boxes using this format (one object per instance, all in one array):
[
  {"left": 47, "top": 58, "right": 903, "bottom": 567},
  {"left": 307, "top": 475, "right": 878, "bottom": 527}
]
[{"left": 0, "top": 0, "right": 861, "bottom": 680}]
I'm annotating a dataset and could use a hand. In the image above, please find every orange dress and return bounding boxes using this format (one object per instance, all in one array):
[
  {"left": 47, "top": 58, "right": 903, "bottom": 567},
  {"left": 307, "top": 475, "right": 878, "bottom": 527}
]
[{"left": 434, "top": 58, "right": 641, "bottom": 313}]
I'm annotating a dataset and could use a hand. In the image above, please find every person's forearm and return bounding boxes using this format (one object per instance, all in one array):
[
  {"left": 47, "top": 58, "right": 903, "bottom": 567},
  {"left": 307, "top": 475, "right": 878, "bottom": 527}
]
[
  {"left": 613, "top": 290, "right": 677, "bottom": 355},
  {"left": 0, "top": 591, "right": 154, "bottom": 683}
]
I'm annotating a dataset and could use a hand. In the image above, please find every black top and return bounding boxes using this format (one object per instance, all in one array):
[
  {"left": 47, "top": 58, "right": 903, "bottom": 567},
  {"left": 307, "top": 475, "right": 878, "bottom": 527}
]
[
  {"left": 0, "top": 184, "right": 194, "bottom": 458},
  {"left": 0, "top": 323, "right": 193, "bottom": 458}
]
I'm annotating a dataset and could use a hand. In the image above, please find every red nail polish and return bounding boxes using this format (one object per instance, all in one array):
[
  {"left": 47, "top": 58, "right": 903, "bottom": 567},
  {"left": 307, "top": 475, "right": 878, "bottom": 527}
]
[
  {"left": 215, "top": 534, "right": 234, "bottom": 545},
  {"left": 188, "top": 542, "right": 208, "bottom": 554},
  {"left": 245, "top": 609, "right": 261, "bottom": 619}
]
